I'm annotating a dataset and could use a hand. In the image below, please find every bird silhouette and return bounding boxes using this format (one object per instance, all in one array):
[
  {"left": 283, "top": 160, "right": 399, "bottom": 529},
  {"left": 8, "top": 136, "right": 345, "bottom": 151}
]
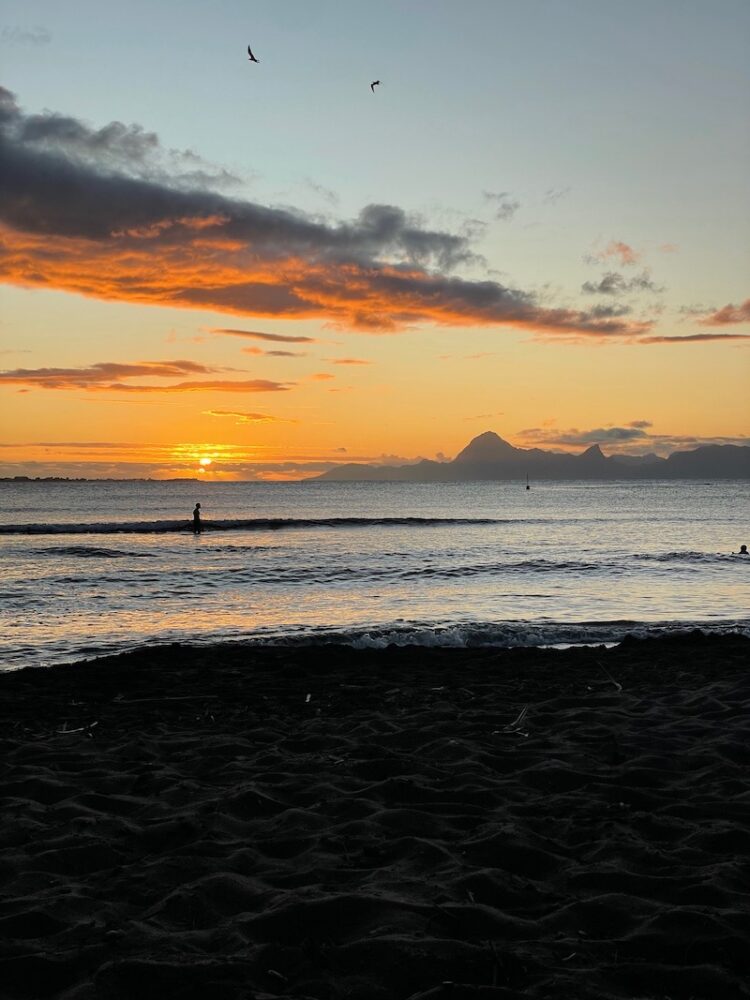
[
  {"left": 370, "top": 80, "right": 380, "bottom": 92},
  {"left": 247, "top": 45, "right": 259, "bottom": 63}
]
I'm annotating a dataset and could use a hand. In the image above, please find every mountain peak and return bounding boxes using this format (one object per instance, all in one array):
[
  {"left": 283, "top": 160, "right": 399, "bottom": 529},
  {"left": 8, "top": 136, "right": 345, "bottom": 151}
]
[
  {"left": 580, "top": 443, "right": 606, "bottom": 460},
  {"left": 453, "top": 431, "right": 518, "bottom": 464}
]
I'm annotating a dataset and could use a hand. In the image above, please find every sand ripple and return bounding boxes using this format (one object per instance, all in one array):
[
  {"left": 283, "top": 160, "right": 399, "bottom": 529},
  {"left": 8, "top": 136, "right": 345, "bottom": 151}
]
[{"left": 1, "top": 634, "right": 748, "bottom": 998}]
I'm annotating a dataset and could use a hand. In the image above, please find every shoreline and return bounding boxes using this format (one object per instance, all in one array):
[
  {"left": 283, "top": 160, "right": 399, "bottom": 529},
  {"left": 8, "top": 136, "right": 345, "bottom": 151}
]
[
  {"left": 3, "top": 621, "right": 749, "bottom": 675},
  {"left": 1, "top": 633, "right": 749, "bottom": 998}
]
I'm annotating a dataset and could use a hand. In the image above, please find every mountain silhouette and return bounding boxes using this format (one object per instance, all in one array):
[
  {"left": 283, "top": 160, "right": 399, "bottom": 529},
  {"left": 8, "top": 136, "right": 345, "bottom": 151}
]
[
  {"left": 453, "top": 431, "right": 518, "bottom": 463},
  {"left": 316, "top": 431, "right": 750, "bottom": 481}
]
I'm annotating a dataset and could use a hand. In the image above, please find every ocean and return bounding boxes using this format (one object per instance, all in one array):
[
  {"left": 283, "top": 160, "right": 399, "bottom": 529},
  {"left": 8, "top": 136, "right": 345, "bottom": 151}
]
[{"left": 0, "top": 479, "right": 747, "bottom": 669}]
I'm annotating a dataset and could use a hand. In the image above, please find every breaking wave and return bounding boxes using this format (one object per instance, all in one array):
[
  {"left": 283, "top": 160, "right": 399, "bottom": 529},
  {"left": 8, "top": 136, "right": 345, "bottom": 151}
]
[
  {"left": 0, "top": 516, "right": 508, "bottom": 536},
  {"left": 242, "top": 618, "right": 750, "bottom": 649}
]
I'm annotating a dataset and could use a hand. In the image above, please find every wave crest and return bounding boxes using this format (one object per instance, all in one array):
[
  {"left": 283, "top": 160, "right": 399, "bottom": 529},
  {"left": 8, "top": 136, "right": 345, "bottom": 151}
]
[{"left": 0, "top": 516, "right": 507, "bottom": 536}]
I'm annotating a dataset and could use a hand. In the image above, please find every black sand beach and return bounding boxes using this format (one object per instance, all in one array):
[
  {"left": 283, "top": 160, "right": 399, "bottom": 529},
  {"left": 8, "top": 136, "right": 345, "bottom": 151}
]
[{"left": 1, "top": 633, "right": 749, "bottom": 999}]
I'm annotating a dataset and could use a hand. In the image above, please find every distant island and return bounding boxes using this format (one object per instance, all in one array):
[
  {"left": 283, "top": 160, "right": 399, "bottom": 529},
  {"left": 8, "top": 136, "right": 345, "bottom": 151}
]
[
  {"left": 316, "top": 431, "right": 750, "bottom": 481},
  {"left": 0, "top": 477, "right": 203, "bottom": 484},
  {"left": 2, "top": 435, "right": 747, "bottom": 482}
]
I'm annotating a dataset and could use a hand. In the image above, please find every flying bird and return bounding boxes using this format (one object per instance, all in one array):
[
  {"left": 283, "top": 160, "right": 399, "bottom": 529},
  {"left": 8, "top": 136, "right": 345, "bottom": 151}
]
[
  {"left": 247, "top": 45, "right": 259, "bottom": 63},
  {"left": 370, "top": 80, "right": 380, "bottom": 92}
]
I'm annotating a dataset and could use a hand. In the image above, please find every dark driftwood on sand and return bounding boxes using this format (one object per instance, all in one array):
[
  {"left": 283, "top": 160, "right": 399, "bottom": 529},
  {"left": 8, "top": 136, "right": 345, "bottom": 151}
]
[{"left": 0, "top": 634, "right": 748, "bottom": 999}]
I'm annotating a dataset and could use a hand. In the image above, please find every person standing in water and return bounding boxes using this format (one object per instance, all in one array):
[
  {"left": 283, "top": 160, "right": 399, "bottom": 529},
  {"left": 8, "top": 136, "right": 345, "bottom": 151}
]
[{"left": 192, "top": 503, "right": 202, "bottom": 534}]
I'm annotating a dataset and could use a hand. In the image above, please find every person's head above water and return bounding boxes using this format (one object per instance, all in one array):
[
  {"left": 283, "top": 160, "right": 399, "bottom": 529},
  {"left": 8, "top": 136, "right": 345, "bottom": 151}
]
[{"left": 740, "top": 544, "right": 748, "bottom": 554}]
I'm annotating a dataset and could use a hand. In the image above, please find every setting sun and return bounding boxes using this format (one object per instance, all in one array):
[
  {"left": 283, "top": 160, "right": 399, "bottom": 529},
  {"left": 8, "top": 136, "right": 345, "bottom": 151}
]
[{"left": 0, "top": 6, "right": 748, "bottom": 996}]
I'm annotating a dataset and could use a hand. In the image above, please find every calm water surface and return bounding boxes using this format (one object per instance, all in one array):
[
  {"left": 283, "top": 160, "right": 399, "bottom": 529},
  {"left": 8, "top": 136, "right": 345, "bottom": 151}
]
[{"left": 0, "top": 479, "right": 747, "bottom": 668}]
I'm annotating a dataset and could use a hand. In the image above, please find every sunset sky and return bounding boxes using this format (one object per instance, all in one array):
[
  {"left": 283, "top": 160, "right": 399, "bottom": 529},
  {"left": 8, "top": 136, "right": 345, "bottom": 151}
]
[{"left": 1, "top": 0, "right": 748, "bottom": 479}]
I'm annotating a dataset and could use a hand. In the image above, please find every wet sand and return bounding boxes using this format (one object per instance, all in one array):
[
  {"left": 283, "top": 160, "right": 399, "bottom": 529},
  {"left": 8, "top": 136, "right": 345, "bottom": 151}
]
[{"left": 1, "top": 633, "right": 749, "bottom": 999}]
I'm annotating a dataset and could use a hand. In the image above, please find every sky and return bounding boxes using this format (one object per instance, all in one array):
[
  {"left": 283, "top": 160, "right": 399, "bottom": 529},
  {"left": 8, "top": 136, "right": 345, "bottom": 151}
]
[{"left": 1, "top": 0, "right": 748, "bottom": 479}]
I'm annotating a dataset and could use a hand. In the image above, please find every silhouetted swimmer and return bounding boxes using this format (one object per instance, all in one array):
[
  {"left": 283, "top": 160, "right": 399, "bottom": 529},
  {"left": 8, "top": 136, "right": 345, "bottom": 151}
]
[
  {"left": 193, "top": 503, "right": 202, "bottom": 534},
  {"left": 738, "top": 544, "right": 748, "bottom": 555}
]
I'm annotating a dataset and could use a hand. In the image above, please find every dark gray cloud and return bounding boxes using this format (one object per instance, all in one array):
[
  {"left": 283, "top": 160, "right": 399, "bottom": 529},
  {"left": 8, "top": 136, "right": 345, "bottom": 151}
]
[
  {"left": 542, "top": 186, "right": 571, "bottom": 205},
  {"left": 0, "top": 90, "right": 471, "bottom": 268},
  {"left": 0, "top": 86, "right": 238, "bottom": 191},
  {"left": 679, "top": 302, "right": 715, "bottom": 316},
  {"left": 586, "top": 303, "right": 633, "bottom": 318},
  {"left": 582, "top": 270, "right": 664, "bottom": 296},
  {"left": 0, "top": 88, "right": 653, "bottom": 339},
  {"left": 516, "top": 424, "right": 749, "bottom": 456},
  {"left": 550, "top": 426, "right": 651, "bottom": 445},
  {"left": 303, "top": 178, "right": 339, "bottom": 206},
  {"left": 639, "top": 332, "right": 750, "bottom": 344},
  {"left": 482, "top": 191, "right": 520, "bottom": 222}
]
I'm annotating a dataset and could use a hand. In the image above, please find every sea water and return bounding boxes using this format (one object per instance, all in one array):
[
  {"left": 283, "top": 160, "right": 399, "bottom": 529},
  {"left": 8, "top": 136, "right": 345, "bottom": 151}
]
[{"left": 0, "top": 479, "right": 747, "bottom": 669}]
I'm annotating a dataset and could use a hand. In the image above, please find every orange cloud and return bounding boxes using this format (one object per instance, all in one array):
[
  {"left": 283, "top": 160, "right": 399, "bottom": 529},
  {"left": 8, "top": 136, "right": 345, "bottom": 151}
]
[
  {"left": 699, "top": 299, "right": 750, "bottom": 327},
  {"left": 211, "top": 328, "right": 319, "bottom": 344},
  {"left": 0, "top": 359, "right": 213, "bottom": 388},
  {"left": 325, "top": 357, "right": 372, "bottom": 365},
  {"left": 0, "top": 89, "right": 653, "bottom": 342},
  {"left": 240, "top": 346, "right": 306, "bottom": 357},
  {"left": 103, "top": 380, "right": 291, "bottom": 393},
  {"left": 204, "top": 409, "right": 295, "bottom": 424},
  {"left": 594, "top": 241, "right": 641, "bottom": 266},
  {"left": 0, "top": 224, "right": 653, "bottom": 338},
  {"left": 0, "top": 359, "right": 292, "bottom": 393}
]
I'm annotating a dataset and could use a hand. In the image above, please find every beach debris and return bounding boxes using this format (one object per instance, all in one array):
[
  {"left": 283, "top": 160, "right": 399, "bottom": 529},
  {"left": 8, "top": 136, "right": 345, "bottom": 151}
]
[
  {"left": 55, "top": 720, "right": 99, "bottom": 736},
  {"left": 505, "top": 705, "right": 528, "bottom": 730},
  {"left": 305, "top": 692, "right": 312, "bottom": 703},
  {"left": 115, "top": 694, "right": 219, "bottom": 704},
  {"left": 494, "top": 705, "right": 529, "bottom": 736},
  {"left": 562, "top": 952, "right": 577, "bottom": 962},
  {"left": 596, "top": 660, "right": 623, "bottom": 692},
  {"left": 266, "top": 968, "right": 287, "bottom": 982},
  {"left": 485, "top": 938, "right": 502, "bottom": 985},
  {"left": 405, "top": 986, "right": 455, "bottom": 1000}
]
